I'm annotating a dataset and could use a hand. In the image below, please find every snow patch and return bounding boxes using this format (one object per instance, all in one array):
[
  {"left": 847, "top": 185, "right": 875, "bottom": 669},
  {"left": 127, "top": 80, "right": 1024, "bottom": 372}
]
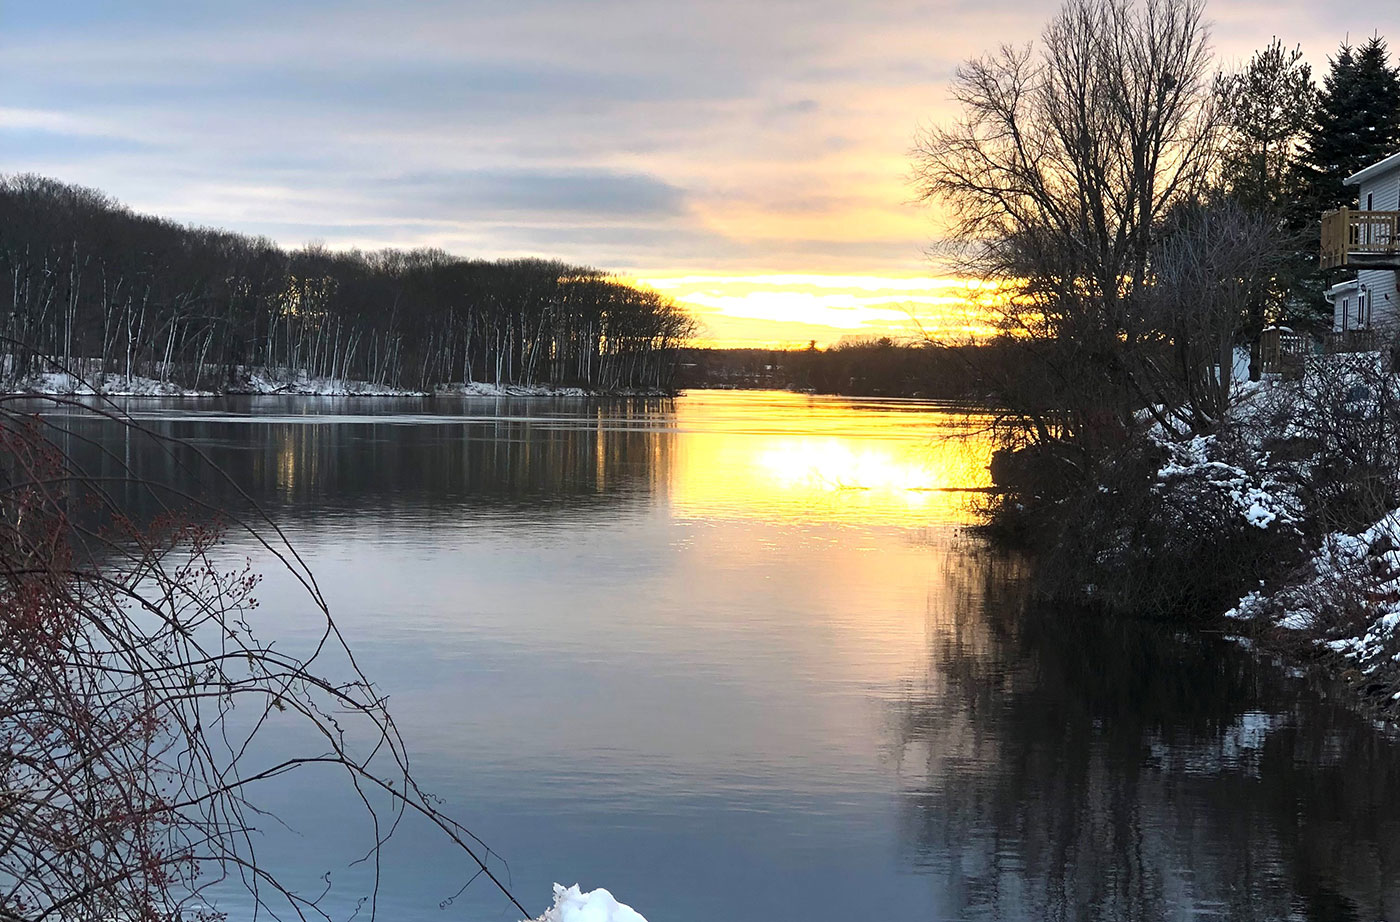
[
  {"left": 438, "top": 382, "right": 590, "bottom": 398},
  {"left": 229, "top": 372, "right": 425, "bottom": 396},
  {"left": 527, "top": 884, "right": 648, "bottom": 922},
  {"left": 436, "top": 382, "right": 666, "bottom": 398},
  {"left": 1229, "top": 506, "right": 1400, "bottom": 673},
  {"left": 14, "top": 371, "right": 214, "bottom": 397},
  {"left": 2, "top": 368, "right": 666, "bottom": 398},
  {"left": 1152, "top": 431, "right": 1297, "bottom": 531}
]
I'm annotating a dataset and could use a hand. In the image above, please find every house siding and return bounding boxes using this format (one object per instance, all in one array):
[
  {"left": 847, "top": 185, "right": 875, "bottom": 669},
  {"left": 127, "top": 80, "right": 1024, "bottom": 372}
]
[
  {"left": 1359, "top": 269, "right": 1399, "bottom": 329},
  {"left": 1354, "top": 168, "right": 1400, "bottom": 330},
  {"left": 1334, "top": 291, "right": 1357, "bottom": 332}
]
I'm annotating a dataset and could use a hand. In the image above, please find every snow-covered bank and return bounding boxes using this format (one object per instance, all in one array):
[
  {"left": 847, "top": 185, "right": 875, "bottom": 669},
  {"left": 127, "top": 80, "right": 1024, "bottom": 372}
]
[
  {"left": 7, "top": 371, "right": 218, "bottom": 397},
  {"left": 1143, "top": 351, "right": 1400, "bottom": 717},
  {"left": 526, "top": 884, "right": 648, "bottom": 922},
  {"left": 4, "top": 370, "right": 416, "bottom": 398},
  {"left": 435, "top": 382, "right": 668, "bottom": 398},
  {"left": 230, "top": 371, "right": 425, "bottom": 396},
  {"left": 1225, "top": 506, "right": 1400, "bottom": 713},
  {"left": 2, "top": 370, "right": 670, "bottom": 399},
  {"left": 996, "top": 345, "right": 1400, "bottom": 718}
]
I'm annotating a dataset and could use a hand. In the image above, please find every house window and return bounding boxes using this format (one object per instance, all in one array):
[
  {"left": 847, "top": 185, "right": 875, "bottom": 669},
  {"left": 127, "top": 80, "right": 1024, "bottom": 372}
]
[{"left": 1368, "top": 192, "right": 1375, "bottom": 210}]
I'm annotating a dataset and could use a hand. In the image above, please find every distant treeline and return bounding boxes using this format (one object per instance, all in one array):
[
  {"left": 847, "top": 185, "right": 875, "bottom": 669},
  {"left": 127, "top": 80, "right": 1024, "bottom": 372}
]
[
  {"left": 677, "top": 339, "right": 1027, "bottom": 399},
  {"left": 0, "top": 175, "right": 695, "bottom": 391}
]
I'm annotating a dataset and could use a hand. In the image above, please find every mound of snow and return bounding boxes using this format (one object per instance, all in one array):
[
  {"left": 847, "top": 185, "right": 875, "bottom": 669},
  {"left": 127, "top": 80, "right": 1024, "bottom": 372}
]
[{"left": 527, "top": 884, "right": 648, "bottom": 922}]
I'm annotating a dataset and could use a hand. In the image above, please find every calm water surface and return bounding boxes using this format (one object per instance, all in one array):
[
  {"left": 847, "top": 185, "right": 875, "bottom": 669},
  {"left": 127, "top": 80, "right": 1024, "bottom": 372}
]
[{"left": 35, "top": 391, "right": 1400, "bottom": 921}]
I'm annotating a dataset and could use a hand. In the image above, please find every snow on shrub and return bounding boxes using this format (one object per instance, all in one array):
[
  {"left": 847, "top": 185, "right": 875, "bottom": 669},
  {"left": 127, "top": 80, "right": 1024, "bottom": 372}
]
[
  {"left": 1153, "top": 433, "right": 1298, "bottom": 530},
  {"left": 1227, "top": 510, "right": 1400, "bottom": 676}
]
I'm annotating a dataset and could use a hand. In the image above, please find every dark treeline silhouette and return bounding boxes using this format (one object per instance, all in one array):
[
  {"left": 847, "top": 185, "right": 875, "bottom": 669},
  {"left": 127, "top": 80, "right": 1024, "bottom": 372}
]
[
  {"left": 0, "top": 175, "right": 694, "bottom": 392},
  {"left": 675, "top": 348, "right": 793, "bottom": 390},
  {"left": 677, "top": 339, "right": 1034, "bottom": 399}
]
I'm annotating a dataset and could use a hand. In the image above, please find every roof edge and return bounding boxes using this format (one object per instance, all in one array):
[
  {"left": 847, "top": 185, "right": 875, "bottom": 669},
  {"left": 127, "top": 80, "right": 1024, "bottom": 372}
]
[{"left": 1345, "top": 150, "right": 1400, "bottom": 185}]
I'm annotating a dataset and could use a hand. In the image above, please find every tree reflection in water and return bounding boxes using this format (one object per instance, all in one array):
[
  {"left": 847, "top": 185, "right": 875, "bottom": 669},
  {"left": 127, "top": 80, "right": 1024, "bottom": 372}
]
[
  {"left": 31, "top": 395, "right": 677, "bottom": 529},
  {"left": 892, "top": 550, "right": 1400, "bottom": 921}
]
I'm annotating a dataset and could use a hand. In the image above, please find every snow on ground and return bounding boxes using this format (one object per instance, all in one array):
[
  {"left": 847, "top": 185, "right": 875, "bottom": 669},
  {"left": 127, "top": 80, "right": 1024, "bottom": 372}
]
[
  {"left": 527, "top": 884, "right": 648, "bottom": 922},
  {"left": 1213, "top": 356, "right": 1400, "bottom": 691},
  {"left": 12, "top": 371, "right": 216, "bottom": 397},
  {"left": 2, "top": 369, "right": 664, "bottom": 398},
  {"left": 436, "top": 382, "right": 667, "bottom": 397},
  {"left": 1229, "top": 510, "right": 1400, "bottom": 670},
  {"left": 230, "top": 371, "right": 426, "bottom": 396},
  {"left": 437, "top": 381, "right": 590, "bottom": 398}
]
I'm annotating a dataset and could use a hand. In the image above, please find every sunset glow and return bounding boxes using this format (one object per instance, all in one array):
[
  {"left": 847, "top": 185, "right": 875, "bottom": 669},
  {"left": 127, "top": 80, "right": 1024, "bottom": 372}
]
[
  {"left": 637, "top": 274, "right": 1002, "bottom": 348},
  {"left": 5, "top": 2, "right": 1391, "bottom": 350}
]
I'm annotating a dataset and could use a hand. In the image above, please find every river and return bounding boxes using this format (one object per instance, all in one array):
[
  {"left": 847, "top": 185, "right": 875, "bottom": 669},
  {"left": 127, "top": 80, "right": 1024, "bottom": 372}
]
[{"left": 30, "top": 390, "right": 1400, "bottom": 922}]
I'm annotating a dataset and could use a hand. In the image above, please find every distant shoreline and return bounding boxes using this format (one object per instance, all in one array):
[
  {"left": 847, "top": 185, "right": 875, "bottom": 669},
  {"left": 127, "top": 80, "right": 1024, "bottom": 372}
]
[{"left": 1, "top": 371, "right": 674, "bottom": 400}]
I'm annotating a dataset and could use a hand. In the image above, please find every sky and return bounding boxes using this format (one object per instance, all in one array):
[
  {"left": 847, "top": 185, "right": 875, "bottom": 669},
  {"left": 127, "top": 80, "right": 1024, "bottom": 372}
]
[{"left": 3, "top": 1, "right": 1400, "bottom": 347}]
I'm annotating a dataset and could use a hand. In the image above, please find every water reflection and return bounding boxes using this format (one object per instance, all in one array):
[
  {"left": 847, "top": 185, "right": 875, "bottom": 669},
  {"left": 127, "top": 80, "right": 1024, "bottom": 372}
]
[
  {"left": 18, "top": 391, "right": 1400, "bottom": 922},
  {"left": 30, "top": 391, "right": 993, "bottom": 529},
  {"left": 669, "top": 392, "right": 992, "bottom": 524},
  {"left": 30, "top": 396, "right": 679, "bottom": 528},
  {"left": 896, "top": 550, "right": 1400, "bottom": 921}
]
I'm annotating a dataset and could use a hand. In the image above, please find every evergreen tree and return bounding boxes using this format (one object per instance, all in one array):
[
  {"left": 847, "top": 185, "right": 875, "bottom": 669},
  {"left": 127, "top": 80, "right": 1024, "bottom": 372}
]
[
  {"left": 1218, "top": 40, "right": 1316, "bottom": 209},
  {"left": 1299, "top": 37, "right": 1400, "bottom": 212},
  {"left": 1214, "top": 40, "right": 1320, "bottom": 353}
]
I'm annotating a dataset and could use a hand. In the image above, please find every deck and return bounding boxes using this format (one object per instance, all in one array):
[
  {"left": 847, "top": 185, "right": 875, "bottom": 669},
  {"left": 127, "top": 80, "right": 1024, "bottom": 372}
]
[{"left": 1321, "top": 208, "right": 1400, "bottom": 269}]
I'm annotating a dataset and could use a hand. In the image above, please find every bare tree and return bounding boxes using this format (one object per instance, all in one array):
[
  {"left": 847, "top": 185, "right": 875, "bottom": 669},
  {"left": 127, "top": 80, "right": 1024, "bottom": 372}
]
[
  {"left": 912, "top": 0, "right": 1224, "bottom": 466},
  {"left": 1135, "top": 198, "right": 1294, "bottom": 432}
]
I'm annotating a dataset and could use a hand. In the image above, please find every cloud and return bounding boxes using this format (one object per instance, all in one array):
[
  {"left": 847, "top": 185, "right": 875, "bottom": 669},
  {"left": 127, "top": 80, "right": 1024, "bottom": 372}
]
[
  {"left": 384, "top": 168, "right": 687, "bottom": 219},
  {"left": 4, "top": 0, "right": 1399, "bottom": 284}
]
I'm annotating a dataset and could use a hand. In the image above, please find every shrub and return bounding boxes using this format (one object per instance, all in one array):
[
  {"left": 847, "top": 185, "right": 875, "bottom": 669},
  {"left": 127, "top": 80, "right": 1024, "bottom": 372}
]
[{"left": 0, "top": 399, "right": 527, "bottom": 921}]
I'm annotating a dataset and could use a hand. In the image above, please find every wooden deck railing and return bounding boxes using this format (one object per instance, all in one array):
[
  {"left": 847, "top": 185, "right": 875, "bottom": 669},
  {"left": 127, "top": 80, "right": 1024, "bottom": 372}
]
[
  {"left": 1325, "top": 329, "right": 1388, "bottom": 355},
  {"left": 1260, "top": 327, "right": 1311, "bottom": 376},
  {"left": 1321, "top": 208, "right": 1400, "bottom": 269}
]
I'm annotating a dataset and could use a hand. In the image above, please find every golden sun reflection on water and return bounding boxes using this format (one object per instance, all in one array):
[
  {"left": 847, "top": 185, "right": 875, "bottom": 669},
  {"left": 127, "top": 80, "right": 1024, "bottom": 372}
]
[{"left": 669, "top": 391, "right": 994, "bottom": 526}]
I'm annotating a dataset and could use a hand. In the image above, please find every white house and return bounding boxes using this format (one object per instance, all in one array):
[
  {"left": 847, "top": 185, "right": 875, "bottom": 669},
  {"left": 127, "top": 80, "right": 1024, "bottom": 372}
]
[{"left": 1322, "top": 151, "right": 1400, "bottom": 333}]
